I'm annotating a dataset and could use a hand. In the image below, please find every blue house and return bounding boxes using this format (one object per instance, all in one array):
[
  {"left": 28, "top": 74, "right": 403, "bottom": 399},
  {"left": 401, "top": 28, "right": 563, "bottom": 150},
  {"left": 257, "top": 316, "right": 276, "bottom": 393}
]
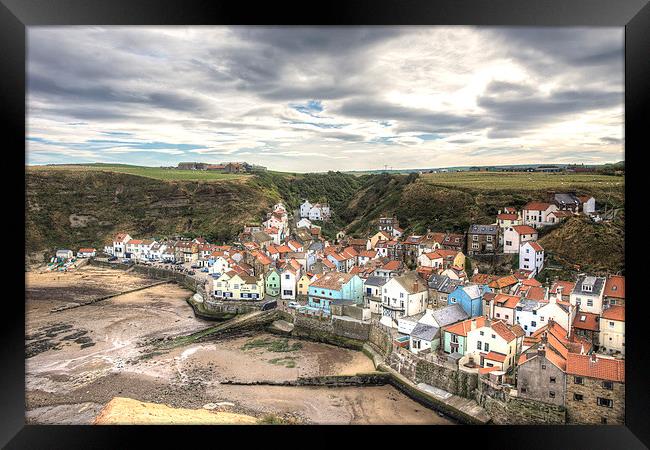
[
  {"left": 308, "top": 272, "right": 363, "bottom": 313},
  {"left": 447, "top": 284, "right": 491, "bottom": 317}
]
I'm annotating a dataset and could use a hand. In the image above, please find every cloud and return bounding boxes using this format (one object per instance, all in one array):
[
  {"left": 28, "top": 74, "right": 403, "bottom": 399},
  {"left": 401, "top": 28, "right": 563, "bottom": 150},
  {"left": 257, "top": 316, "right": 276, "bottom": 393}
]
[{"left": 27, "top": 26, "right": 624, "bottom": 172}]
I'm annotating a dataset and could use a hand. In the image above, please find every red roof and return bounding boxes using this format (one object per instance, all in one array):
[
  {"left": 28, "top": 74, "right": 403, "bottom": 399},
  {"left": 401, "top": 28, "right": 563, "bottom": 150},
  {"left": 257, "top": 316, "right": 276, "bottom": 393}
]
[
  {"left": 566, "top": 353, "right": 625, "bottom": 382},
  {"left": 604, "top": 275, "right": 625, "bottom": 299},
  {"left": 78, "top": 248, "right": 96, "bottom": 253},
  {"left": 483, "top": 351, "right": 507, "bottom": 363},
  {"left": 489, "top": 275, "right": 519, "bottom": 289},
  {"left": 381, "top": 260, "right": 402, "bottom": 271},
  {"left": 601, "top": 305, "right": 625, "bottom": 322},
  {"left": 526, "top": 242, "right": 544, "bottom": 252},
  {"left": 521, "top": 278, "right": 542, "bottom": 287},
  {"left": 497, "top": 213, "right": 519, "bottom": 221},
  {"left": 444, "top": 316, "right": 487, "bottom": 337},
  {"left": 550, "top": 280, "right": 576, "bottom": 295},
  {"left": 494, "top": 293, "right": 521, "bottom": 309},
  {"left": 525, "top": 286, "right": 547, "bottom": 302},
  {"left": 523, "top": 201, "right": 553, "bottom": 211},
  {"left": 512, "top": 225, "right": 537, "bottom": 235},
  {"left": 573, "top": 312, "right": 600, "bottom": 332}
]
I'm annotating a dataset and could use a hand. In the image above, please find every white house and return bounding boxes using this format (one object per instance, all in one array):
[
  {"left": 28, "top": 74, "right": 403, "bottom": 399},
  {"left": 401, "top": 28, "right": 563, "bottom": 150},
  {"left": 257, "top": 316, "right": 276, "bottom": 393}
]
[
  {"left": 503, "top": 225, "right": 538, "bottom": 254},
  {"left": 514, "top": 298, "right": 545, "bottom": 336},
  {"left": 280, "top": 267, "right": 298, "bottom": 300},
  {"left": 398, "top": 308, "right": 437, "bottom": 335},
  {"left": 579, "top": 195, "right": 596, "bottom": 215},
  {"left": 76, "top": 248, "right": 96, "bottom": 258},
  {"left": 297, "top": 218, "right": 312, "bottom": 229},
  {"left": 519, "top": 241, "right": 544, "bottom": 275},
  {"left": 148, "top": 242, "right": 167, "bottom": 261},
  {"left": 363, "top": 276, "right": 387, "bottom": 314},
  {"left": 536, "top": 297, "right": 575, "bottom": 334},
  {"left": 379, "top": 272, "right": 429, "bottom": 326},
  {"left": 56, "top": 249, "right": 74, "bottom": 259},
  {"left": 209, "top": 256, "right": 232, "bottom": 276},
  {"left": 161, "top": 246, "right": 176, "bottom": 262},
  {"left": 409, "top": 322, "right": 439, "bottom": 355},
  {"left": 112, "top": 233, "right": 132, "bottom": 258},
  {"left": 570, "top": 275, "right": 606, "bottom": 315},
  {"left": 521, "top": 202, "right": 559, "bottom": 229},
  {"left": 300, "top": 200, "right": 313, "bottom": 218},
  {"left": 466, "top": 320, "right": 524, "bottom": 371},
  {"left": 418, "top": 251, "right": 444, "bottom": 269}
]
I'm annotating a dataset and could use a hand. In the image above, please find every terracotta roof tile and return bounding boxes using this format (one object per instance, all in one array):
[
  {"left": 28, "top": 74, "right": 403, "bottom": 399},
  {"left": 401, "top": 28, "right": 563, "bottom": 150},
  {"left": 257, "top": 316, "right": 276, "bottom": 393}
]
[
  {"left": 566, "top": 353, "right": 625, "bottom": 382},
  {"left": 601, "top": 305, "right": 625, "bottom": 321},
  {"left": 523, "top": 201, "right": 553, "bottom": 211},
  {"left": 573, "top": 311, "right": 600, "bottom": 332},
  {"left": 604, "top": 275, "right": 625, "bottom": 299}
]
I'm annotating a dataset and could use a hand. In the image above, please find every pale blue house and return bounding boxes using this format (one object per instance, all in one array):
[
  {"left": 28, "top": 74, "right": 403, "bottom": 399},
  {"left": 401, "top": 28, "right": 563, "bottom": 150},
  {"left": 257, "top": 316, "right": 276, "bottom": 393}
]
[
  {"left": 308, "top": 272, "right": 363, "bottom": 313},
  {"left": 447, "top": 284, "right": 491, "bottom": 317}
]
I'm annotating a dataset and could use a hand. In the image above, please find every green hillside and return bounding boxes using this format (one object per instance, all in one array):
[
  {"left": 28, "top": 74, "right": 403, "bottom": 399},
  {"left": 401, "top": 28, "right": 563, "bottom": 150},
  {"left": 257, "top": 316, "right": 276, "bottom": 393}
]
[{"left": 25, "top": 165, "right": 625, "bottom": 275}]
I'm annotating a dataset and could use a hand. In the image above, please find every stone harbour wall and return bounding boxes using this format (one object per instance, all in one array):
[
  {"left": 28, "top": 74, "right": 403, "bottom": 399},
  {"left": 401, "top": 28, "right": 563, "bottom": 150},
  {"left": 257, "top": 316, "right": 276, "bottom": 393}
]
[{"left": 476, "top": 390, "right": 566, "bottom": 425}]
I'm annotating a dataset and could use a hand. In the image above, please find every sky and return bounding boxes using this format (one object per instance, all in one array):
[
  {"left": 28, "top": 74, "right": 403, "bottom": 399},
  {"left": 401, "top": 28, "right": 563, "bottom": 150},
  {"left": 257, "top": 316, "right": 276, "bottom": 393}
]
[{"left": 27, "top": 26, "right": 624, "bottom": 172}]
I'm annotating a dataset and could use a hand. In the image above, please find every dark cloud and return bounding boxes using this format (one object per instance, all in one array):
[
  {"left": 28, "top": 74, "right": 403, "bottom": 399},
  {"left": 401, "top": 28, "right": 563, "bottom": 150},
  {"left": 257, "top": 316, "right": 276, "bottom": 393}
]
[
  {"left": 337, "top": 98, "right": 485, "bottom": 134},
  {"left": 478, "top": 80, "right": 623, "bottom": 138}
]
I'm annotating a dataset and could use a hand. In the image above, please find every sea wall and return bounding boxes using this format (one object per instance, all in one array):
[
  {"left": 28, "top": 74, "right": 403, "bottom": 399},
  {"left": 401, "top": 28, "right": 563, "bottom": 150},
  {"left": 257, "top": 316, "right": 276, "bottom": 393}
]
[{"left": 475, "top": 377, "right": 566, "bottom": 424}]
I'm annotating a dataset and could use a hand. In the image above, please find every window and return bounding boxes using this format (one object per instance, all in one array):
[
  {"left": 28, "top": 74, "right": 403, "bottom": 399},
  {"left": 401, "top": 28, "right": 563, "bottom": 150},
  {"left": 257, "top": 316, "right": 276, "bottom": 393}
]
[
  {"left": 609, "top": 321, "right": 615, "bottom": 328},
  {"left": 477, "top": 341, "right": 482, "bottom": 350},
  {"left": 549, "top": 391, "right": 555, "bottom": 399},
  {"left": 587, "top": 299, "right": 593, "bottom": 307},
  {"left": 472, "top": 243, "right": 479, "bottom": 250},
  {"left": 505, "top": 315, "right": 509, "bottom": 320},
  {"left": 491, "top": 334, "right": 496, "bottom": 339},
  {"left": 486, "top": 362, "right": 493, "bottom": 368},
  {"left": 574, "top": 393, "right": 584, "bottom": 401},
  {"left": 550, "top": 376, "right": 556, "bottom": 383},
  {"left": 531, "top": 321, "right": 537, "bottom": 327},
  {"left": 520, "top": 387, "right": 527, "bottom": 393},
  {"left": 541, "top": 364, "right": 546, "bottom": 370},
  {"left": 486, "top": 235, "right": 493, "bottom": 242},
  {"left": 540, "top": 316, "right": 545, "bottom": 321},
  {"left": 506, "top": 241, "right": 512, "bottom": 246},
  {"left": 603, "top": 381, "right": 613, "bottom": 390},
  {"left": 400, "top": 292, "right": 404, "bottom": 298},
  {"left": 473, "top": 235, "right": 479, "bottom": 241},
  {"left": 574, "top": 376, "right": 583, "bottom": 385},
  {"left": 496, "top": 313, "right": 501, "bottom": 318},
  {"left": 480, "top": 331, "right": 484, "bottom": 336},
  {"left": 484, "top": 343, "right": 489, "bottom": 352},
  {"left": 597, "top": 397, "right": 613, "bottom": 408}
]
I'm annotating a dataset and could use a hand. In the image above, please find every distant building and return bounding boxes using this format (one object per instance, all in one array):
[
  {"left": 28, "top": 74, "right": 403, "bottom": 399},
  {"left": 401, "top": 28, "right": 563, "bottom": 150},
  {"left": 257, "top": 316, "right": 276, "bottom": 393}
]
[{"left": 467, "top": 224, "right": 499, "bottom": 255}]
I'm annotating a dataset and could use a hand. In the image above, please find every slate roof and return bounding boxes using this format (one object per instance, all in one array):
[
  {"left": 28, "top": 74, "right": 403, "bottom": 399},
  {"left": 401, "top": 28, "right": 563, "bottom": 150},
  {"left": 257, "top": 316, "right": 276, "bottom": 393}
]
[
  {"left": 432, "top": 303, "right": 470, "bottom": 327},
  {"left": 468, "top": 224, "right": 498, "bottom": 235},
  {"left": 573, "top": 275, "right": 606, "bottom": 296},
  {"left": 364, "top": 276, "right": 387, "bottom": 287},
  {"left": 411, "top": 323, "right": 439, "bottom": 341},
  {"left": 428, "top": 274, "right": 461, "bottom": 293}
]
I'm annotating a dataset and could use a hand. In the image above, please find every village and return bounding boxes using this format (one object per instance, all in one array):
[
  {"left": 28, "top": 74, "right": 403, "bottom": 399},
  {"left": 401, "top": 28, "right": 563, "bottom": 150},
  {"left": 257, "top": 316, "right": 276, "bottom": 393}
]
[{"left": 51, "top": 190, "right": 624, "bottom": 425}]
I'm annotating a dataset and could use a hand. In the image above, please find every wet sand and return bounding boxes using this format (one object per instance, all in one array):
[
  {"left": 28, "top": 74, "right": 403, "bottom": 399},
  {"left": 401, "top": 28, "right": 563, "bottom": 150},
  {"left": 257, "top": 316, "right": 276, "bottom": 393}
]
[{"left": 26, "top": 266, "right": 454, "bottom": 425}]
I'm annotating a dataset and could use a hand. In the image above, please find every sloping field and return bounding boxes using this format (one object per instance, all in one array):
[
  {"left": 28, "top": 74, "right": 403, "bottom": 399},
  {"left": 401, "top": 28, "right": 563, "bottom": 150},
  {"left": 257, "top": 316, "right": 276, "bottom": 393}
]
[
  {"left": 28, "top": 164, "right": 250, "bottom": 182},
  {"left": 421, "top": 171, "right": 624, "bottom": 191}
]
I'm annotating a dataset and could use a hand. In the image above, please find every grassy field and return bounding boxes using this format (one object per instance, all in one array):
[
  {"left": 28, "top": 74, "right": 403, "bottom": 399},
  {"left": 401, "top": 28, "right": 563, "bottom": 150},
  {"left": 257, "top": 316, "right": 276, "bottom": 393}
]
[
  {"left": 28, "top": 164, "right": 250, "bottom": 182},
  {"left": 420, "top": 171, "right": 624, "bottom": 191}
]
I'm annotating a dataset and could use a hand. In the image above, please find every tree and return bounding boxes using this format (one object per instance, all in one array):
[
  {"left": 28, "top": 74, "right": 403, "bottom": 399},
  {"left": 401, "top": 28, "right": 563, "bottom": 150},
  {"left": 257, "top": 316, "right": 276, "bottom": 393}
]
[{"left": 465, "top": 256, "right": 473, "bottom": 275}]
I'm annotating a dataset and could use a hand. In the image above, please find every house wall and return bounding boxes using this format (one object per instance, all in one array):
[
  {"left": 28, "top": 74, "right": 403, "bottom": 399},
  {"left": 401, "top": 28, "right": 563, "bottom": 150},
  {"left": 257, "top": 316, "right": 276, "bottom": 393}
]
[
  {"left": 442, "top": 331, "right": 466, "bottom": 355},
  {"left": 566, "top": 376, "right": 624, "bottom": 424},
  {"left": 599, "top": 319, "right": 625, "bottom": 355},
  {"left": 466, "top": 327, "right": 518, "bottom": 371},
  {"left": 570, "top": 291, "right": 604, "bottom": 315},
  {"left": 516, "top": 354, "right": 566, "bottom": 406}
]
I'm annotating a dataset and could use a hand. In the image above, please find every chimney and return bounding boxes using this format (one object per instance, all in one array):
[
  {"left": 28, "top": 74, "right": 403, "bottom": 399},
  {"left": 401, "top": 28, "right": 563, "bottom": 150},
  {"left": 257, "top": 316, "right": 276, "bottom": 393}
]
[
  {"left": 470, "top": 319, "right": 477, "bottom": 331},
  {"left": 590, "top": 353, "right": 598, "bottom": 363}
]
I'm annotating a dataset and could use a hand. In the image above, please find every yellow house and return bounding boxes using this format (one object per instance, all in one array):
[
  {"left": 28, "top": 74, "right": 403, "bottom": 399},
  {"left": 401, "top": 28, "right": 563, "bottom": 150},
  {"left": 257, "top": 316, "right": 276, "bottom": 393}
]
[
  {"left": 213, "top": 271, "right": 265, "bottom": 301},
  {"left": 369, "top": 231, "right": 391, "bottom": 249},
  {"left": 297, "top": 274, "right": 312, "bottom": 298},
  {"left": 599, "top": 305, "right": 625, "bottom": 355}
]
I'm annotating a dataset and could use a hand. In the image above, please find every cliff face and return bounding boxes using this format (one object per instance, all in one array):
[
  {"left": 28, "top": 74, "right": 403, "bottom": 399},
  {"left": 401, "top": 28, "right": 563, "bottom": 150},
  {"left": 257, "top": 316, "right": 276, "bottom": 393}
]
[
  {"left": 26, "top": 169, "right": 278, "bottom": 258},
  {"left": 26, "top": 167, "right": 625, "bottom": 276}
]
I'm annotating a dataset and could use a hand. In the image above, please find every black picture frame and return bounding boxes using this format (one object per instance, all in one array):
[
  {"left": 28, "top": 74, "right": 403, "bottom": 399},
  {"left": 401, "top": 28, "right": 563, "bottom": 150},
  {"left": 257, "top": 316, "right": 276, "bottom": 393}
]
[{"left": 2, "top": 0, "right": 648, "bottom": 447}]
